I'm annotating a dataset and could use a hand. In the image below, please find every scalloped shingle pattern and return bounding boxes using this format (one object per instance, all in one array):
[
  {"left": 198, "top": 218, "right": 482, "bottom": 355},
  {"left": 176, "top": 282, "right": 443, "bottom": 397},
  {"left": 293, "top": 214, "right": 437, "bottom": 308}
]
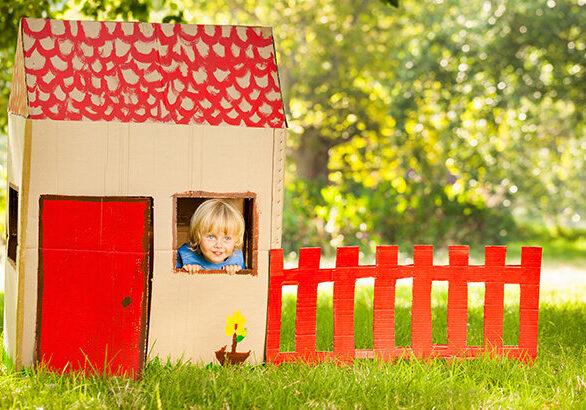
[{"left": 21, "top": 18, "right": 286, "bottom": 128}]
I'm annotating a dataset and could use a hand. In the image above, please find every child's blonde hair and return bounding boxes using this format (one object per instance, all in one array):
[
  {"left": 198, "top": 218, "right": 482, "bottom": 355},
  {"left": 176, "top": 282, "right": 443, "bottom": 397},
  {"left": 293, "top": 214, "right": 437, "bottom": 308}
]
[{"left": 188, "top": 199, "right": 245, "bottom": 252}]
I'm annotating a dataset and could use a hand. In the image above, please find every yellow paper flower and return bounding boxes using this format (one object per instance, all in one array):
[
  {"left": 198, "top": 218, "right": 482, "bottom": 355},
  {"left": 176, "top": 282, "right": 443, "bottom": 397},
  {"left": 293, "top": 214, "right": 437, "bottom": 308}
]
[{"left": 224, "top": 310, "right": 247, "bottom": 338}]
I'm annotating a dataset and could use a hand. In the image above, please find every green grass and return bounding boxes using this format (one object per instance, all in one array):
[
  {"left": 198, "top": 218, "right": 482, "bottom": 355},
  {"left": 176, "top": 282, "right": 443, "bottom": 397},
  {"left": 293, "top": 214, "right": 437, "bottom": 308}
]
[
  {"left": 1, "top": 279, "right": 585, "bottom": 408},
  {"left": 478, "top": 233, "right": 586, "bottom": 269}
]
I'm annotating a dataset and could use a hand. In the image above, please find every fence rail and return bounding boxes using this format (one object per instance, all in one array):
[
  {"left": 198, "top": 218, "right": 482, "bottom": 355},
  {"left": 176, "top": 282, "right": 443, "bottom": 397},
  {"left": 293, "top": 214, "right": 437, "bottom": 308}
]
[{"left": 266, "top": 246, "right": 541, "bottom": 364}]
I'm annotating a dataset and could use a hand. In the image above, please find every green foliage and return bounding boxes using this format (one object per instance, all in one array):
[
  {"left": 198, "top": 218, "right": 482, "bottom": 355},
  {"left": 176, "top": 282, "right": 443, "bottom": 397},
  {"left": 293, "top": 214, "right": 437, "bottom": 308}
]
[
  {"left": 0, "top": 1, "right": 53, "bottom": 50},
  {"left": 312, "top": 0, "right": 584, "bottom": 254},
  {"left": 69, "top": 0, "right": 185, "bottom": 22},
  {"left": 282, "top": 179, "right": 330, "bottom": 252},
  {"left": 74, "top": 0, "right": 152, "bottom": 21},
  {"left": 283, "top": 177, "right": 517, "bottom": 256},
  {"left": 0, "top": 0, "right": 584, "bottom": 254}
]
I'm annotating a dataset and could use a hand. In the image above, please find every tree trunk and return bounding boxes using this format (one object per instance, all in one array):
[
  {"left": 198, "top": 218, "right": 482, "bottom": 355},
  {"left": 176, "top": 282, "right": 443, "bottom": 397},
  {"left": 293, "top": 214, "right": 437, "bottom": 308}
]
[{"left": 293, "top": 128, "right": 338, "bottom": 182}]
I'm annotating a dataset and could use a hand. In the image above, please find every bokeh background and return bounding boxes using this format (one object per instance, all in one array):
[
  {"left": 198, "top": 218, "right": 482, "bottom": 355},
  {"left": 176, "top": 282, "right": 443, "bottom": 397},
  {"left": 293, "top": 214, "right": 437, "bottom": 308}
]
[{"left": 0, "top": 0, "right": 584, "bottom": 264}]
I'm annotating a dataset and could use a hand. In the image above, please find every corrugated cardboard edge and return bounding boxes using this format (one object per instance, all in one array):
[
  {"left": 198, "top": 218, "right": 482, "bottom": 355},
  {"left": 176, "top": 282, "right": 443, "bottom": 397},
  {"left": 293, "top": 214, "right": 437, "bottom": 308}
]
[
  {"left": 14, "top": 119, "right": 33, "bottom": 370},
  {"left": 7, "top": 19, "right": 29, "bottom": 118},
  {"left": 264, "top": 128, "right": 286, "bottom": 361},
  {"left": 270, "top": 129, "right": 286, "bottom": 249}
]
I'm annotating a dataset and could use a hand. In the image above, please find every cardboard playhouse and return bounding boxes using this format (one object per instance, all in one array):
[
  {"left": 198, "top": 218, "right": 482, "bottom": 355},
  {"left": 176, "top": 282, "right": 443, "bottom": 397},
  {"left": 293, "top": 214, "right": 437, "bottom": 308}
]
[{"left": 4, "top": 17, "right": 287, "bottom": 375}]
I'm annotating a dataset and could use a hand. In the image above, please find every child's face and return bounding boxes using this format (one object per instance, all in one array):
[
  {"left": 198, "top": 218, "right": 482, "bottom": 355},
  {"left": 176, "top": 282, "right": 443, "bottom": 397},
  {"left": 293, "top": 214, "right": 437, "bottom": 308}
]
[{"left": 199, "top": 228, "right": 237, "bottom": 264}]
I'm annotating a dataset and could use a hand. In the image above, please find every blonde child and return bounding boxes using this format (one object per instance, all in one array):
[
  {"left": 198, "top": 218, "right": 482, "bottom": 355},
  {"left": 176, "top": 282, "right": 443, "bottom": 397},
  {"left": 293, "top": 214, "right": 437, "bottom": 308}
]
[{"left": 177, "top": 199, "right": 246, "bottom": 275}]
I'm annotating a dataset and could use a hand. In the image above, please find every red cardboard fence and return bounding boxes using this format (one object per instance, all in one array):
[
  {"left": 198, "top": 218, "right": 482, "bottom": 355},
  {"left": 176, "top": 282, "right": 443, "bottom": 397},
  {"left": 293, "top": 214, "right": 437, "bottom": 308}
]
[{"left": 267, "top": 246, "right": 541, "bottom": 364}]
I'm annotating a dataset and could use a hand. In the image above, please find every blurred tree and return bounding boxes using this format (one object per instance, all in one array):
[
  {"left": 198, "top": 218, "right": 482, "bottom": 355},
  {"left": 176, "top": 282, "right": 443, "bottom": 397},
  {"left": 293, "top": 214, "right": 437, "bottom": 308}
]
[
  {"left": 322, "top": 0, "right": 585, "bottom": 250},
  {"left": 0, "top": 0, "right": 583, "bottom": 253},
  {"left": 69, "top": 0, "right": 185, "bottom": 23},
  {"left": 372, "top": 0, "right": 586, "bottom": 238}
]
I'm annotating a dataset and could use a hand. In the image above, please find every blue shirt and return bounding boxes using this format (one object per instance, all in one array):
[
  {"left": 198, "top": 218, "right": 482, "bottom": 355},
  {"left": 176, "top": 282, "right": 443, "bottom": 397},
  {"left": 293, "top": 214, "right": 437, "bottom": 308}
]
[{"left": 176, "top": 243, "right": 246, "bottom": 270}]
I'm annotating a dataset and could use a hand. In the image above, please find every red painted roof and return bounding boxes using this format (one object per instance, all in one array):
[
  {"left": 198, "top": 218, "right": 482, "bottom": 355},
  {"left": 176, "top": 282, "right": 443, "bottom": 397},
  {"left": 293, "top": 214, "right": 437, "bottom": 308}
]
[{"left": 16, "top": 18, "right": 287, "bottom": 128}]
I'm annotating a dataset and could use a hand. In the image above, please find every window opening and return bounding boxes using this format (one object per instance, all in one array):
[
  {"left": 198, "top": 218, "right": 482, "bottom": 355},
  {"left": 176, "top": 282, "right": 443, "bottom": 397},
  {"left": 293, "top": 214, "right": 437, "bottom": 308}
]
[
  {"left": 7, "top": 186, "right": 18, "bottom": 264},
  {"left": 174, "top": 193, "right": 256, "bottom": 275}
]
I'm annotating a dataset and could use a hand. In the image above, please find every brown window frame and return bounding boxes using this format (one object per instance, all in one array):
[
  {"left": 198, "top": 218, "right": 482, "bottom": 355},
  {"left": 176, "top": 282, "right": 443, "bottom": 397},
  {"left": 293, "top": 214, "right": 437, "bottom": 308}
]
[{"left": 173, "top": 191, "right": 258, "bottom": 276}]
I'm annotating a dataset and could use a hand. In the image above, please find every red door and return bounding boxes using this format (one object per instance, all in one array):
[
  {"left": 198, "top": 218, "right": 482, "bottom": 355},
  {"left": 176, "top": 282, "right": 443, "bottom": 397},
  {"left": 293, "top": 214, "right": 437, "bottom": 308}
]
[{"left": 37, "top": 196, "right": 152, "bottom": 376}]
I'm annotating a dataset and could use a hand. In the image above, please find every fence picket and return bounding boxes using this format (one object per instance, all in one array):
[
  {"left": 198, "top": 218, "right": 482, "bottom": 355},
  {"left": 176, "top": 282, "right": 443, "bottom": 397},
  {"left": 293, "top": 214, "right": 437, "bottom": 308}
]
[
  {"left": 333, "top": 247, "right": 359, "bottom": 362},
  {"left": 295, "top": 248, "right": 321, "bottom": 358},
  {"left": 412, "top": 246, "right": 433, "bottom": 357},
  {"left": 483, "top": 246, "right": 506, "bottom": 354},
  {"left": 518, "top": 244, "right": 542, "bottom": 361},
  {"left": 373, "top": 246, "right": 398, "bottom": 359},
  {"left": 266, "top": 249, "right": 284, "bottom": 359},
  {"left": 447, "top": 246, "right": 469, "bottom": 355}
]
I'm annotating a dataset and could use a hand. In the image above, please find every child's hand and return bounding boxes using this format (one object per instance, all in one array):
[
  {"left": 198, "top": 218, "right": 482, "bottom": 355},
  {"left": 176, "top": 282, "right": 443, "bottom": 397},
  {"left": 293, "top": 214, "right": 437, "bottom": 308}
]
[
  {"left": 182, "top": 264, "right": 201, "bottom": 274},
  {"left": 223, "top": 265, "right": 242, "bottom": 275}
]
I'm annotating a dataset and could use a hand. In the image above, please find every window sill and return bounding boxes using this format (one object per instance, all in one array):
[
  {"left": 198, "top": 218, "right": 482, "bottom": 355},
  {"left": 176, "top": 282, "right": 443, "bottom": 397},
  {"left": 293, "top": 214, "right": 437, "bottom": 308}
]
[{"left": 173, "top": 268, "right": 256, "bottom": 276}]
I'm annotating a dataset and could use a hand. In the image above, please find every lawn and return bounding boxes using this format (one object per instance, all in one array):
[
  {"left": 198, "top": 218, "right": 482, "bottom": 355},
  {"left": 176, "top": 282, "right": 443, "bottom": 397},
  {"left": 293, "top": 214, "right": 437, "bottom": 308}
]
[{"left": 0, "top": 259, "right": 585, "bottom": 408}]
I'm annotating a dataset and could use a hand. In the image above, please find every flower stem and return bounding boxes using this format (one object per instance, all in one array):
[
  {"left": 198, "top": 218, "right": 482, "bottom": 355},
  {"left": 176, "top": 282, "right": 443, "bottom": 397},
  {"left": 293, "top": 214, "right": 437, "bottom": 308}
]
[{"left": 231, "top": 332, "right": 237, "bottom": 353}]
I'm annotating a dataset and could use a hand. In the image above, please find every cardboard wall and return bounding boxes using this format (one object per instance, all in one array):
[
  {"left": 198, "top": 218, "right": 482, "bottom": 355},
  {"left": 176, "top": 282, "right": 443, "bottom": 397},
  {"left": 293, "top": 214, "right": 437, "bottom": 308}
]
[
  {"left": 15, "top": 118, "right": 285, "bottom": 366},
  {"left": 7, "top": 114, "right": 27, "bottom": 187},
  {"left": 3, "top": 114, "right": 29, "bottom": 367}
]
